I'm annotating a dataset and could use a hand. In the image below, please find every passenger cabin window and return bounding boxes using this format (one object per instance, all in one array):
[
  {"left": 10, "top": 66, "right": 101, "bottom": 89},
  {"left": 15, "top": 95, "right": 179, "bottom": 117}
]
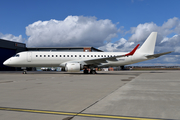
[
  {"left": 67, "top": 55, "right": 69, "bottom": 57},
  {"left": 44, "top": 55, "right": 46, "bottom": 57},
  {"left": 104, "top": 55, "right": 106, "bottom": 57},
  {"left": 91, "top": 55, "right": 93, "bottom": 57},
  {"left": 56, "top": 55, "right": 58, "bottom": 57},
  {"left": 36, "top": 55, "right": 38, "bottom": 57},
  {"left": 98, "top": 55, "right": 100, "bottom": 57},
  {"left": 40, "top": 55, "right": 42, "bottom": 57},
  {"left": 94, "top": 55, "right": 96, "bottom": 57},
  {"left": 75, "top": 55, "right": 77, "bottom": 57},
  {"left": 71, "top": 55, "right": 73, "bottom": 57},
  {"left": 48, "top": 55, "right": 50, "bottom": 57},
  {"left": 83, "top": 55, "right": 85, "bottom": 57},
  {"left": 52, "top": 55, "right": 54, "bottom": 57},
  {"left": 60, "top": 55, "right": 61, "bottom": 57},
  {"left": 79, "top": 55, "right": 81, "bottom": 57},
  {"left": 87, "top": 55, "right": 89, "bottom": 57},
  {"left": 64, "top": 55, "right": 65, "bottom": 57}
]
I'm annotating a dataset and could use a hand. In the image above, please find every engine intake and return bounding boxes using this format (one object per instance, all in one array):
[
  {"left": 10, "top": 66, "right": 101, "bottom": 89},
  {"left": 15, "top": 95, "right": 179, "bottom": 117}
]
[{"left": 65, "top": 63, "right": 83, "bottom": 72}]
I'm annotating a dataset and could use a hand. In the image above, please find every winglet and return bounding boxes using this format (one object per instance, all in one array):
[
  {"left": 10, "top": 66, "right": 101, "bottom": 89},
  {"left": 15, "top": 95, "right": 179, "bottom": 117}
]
[{"left": 125, "top": 44, "right": 140, "bottom": 56}]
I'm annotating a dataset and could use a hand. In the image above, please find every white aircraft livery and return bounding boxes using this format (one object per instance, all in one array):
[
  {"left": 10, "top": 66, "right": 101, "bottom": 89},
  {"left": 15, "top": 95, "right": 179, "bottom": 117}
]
[{"left": 3, "top": 32, "right": 172, "bottom": 74}]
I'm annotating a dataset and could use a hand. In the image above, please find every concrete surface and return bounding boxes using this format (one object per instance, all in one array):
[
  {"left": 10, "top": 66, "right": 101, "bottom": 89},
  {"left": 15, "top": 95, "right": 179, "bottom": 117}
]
[{"left": 0, "top": 71, "right": 180, "bottom": 120}]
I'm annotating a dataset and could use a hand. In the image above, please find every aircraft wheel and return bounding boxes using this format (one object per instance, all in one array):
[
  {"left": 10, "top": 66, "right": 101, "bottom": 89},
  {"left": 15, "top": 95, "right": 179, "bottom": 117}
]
[
  {"left": 83, "top": 69, "right": 89, "bottom": 74},
  {"left": 90, "top": 70, "right": 96, "bottom": 74},
  {"left": 23, "top": 70, "right": 27, "bottom": 74}
]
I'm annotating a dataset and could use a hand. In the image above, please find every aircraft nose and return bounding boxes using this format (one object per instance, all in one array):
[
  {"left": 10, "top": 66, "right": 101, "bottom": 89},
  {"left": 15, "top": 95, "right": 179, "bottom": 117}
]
[{"left": 3, "top": 59, "right": 9, "bottom": 66}]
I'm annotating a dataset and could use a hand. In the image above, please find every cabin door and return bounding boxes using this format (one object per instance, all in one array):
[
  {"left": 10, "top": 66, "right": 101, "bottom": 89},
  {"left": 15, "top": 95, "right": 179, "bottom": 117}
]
[{"left": 27, "top": 52, "right": 32, "bottom": 62}]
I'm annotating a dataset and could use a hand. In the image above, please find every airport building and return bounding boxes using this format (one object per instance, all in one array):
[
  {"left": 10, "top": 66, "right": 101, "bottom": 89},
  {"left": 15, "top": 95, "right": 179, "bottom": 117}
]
[
  {"left": 0, "top": 39, "right": 26, "bottom": 71},
  {"left": 0, "top": 39, "right": 102, "bottom": 71}
]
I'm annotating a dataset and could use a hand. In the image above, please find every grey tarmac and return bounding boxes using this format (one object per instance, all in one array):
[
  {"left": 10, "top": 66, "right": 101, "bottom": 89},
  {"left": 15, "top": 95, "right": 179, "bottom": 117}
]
[{"left": 0, "top": 70, "right": 179, "bottom": 120}]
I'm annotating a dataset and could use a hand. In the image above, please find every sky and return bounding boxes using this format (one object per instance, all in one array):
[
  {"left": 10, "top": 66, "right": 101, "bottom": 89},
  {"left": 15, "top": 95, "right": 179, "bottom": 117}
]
[{"left": 0, "top": 0, "right": 180, "bottom": 66}]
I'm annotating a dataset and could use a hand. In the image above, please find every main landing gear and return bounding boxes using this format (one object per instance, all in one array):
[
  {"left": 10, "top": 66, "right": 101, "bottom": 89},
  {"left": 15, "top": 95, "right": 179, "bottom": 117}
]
[
  {"left": 83, "top": 68, "right": 97, "bottom": 74},
  {"left": 90, "top": 68, "right": 97, "bottom": 74},
  {"left": 83, "top": 68, "right": 89, "bottom": 74},
  {"left": 120, "top": 66, "right": 125, "bottom": 70}
]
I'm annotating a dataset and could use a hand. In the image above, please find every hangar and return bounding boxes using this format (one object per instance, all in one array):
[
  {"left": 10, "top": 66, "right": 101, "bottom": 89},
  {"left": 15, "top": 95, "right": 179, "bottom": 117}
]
[
  {"left": 0, "top": 39, "right": 26, "bottom": 71},
  {"left": 0, "top": 39, "right": 102, "bottom": 71}
]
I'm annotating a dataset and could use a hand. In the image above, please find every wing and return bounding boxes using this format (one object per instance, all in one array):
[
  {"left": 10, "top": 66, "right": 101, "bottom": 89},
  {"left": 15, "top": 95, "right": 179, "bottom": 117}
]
[
  {"left": 146, "top": 51, "right": 173, "bottom": 59},
  {"left": 83, "top": 44, "right": 140, "bottom": 65}
]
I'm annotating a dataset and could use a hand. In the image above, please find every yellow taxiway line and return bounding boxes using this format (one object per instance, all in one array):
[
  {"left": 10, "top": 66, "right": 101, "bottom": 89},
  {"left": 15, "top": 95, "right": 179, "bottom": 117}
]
[{"left": 0, "top": 107, "right": 165, "bottom": 120}]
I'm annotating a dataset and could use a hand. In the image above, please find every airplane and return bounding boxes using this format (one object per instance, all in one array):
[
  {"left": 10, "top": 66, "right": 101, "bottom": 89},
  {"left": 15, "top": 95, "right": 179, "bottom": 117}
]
[{"left": 3, "top": 32, "right": 172, "bottom": 74}]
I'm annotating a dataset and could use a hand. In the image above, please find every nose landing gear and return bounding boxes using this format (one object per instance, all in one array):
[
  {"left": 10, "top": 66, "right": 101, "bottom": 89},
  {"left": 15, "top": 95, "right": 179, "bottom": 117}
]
[
  {"left": 21, "top": 67, "right": 27, "bottom": 74},
  {"left": 23, "top": 70, "right": 27, "bottom": 74}
]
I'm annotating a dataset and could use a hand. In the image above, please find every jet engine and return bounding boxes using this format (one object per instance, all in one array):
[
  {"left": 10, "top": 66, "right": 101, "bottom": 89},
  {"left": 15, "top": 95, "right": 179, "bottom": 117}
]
[{"left": 65, "top": 63, "right": 83, "bottom": 72}]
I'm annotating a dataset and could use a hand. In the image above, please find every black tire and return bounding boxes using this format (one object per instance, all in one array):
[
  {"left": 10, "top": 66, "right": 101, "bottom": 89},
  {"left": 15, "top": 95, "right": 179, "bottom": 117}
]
[
  {"left": 83, "top": 69, "right": 89, "bottom": 74},
  {"left": 91, "top": 70, "right": 96, "bottom": 74}
]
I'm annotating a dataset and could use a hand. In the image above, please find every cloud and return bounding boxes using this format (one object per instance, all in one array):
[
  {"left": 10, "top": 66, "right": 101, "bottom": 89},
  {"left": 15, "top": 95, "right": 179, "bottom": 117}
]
[
  {"left": 98, "top": 38, "right": 134, "bottom": 52},
  {"left": 158, "top": 34, "right": 180, "bottom": 53},
  {"left": 26, "top": 16, "right": 118, "bottom": 47},
  {"left": 129, "top": 22, "right": 158, "bottom": 42},
  {"left": 128, "top": 17, "right": 180, "bottom": 47},
  {"left": 1, "top": 16, "right": 179, "bottom": 53},
  {"left": 128, "top": 17, "right": 180, "bottom": 43},
  {"left": 0, "top": 32, "right": 25, "bottom": 43},
  {"left": 1, "top": 16, "right": 179, "bottom": 65},
  {"left": 99, "top": 17, "right": 180, "bottom": 56}
]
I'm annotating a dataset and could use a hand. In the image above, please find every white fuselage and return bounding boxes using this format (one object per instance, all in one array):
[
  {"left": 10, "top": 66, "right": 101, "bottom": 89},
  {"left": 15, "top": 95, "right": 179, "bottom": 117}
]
[
  {"left": 4, "top": 32, "right": 171, "bottom": 72},
  {"left": 3, "top": 51, "right": 148, "bottom": 68}
]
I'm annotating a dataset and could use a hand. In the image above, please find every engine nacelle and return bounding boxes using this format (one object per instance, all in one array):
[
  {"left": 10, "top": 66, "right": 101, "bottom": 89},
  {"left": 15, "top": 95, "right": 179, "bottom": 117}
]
[{"left": 65, "top": 63, "right": 83, "bottom": 72}]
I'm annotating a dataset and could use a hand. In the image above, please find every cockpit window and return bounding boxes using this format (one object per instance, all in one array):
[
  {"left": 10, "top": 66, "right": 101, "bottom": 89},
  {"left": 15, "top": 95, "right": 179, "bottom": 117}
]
[{"left": 13, "top": 54, "right": 20, "bottom": 57}]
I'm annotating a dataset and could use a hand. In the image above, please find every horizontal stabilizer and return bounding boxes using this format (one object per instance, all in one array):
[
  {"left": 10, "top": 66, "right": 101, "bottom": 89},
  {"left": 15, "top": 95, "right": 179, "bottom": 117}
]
[{"left": 146, "top": 51, "right": 173, "bottom": 59}]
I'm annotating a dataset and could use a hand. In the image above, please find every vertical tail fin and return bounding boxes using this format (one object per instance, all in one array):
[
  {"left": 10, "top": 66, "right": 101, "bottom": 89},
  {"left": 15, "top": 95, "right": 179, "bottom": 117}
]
[{"left": 137, "top": 32, "right": 157, "bottom": 54}]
